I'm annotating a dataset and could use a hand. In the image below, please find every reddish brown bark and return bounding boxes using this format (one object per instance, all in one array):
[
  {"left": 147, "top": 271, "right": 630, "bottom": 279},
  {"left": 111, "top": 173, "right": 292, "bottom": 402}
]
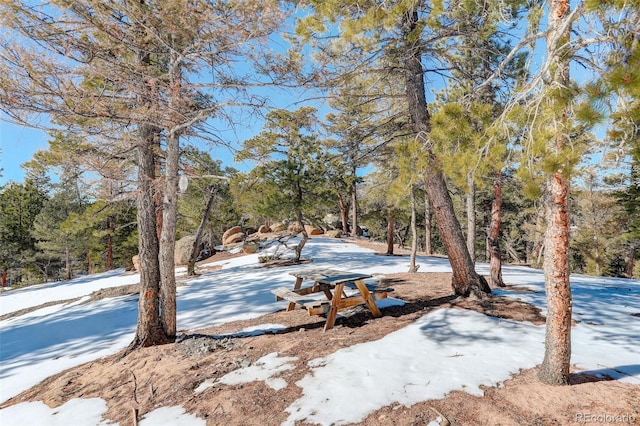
[
  {"left": 488, "top": 171, "right": 504, "bottom": 287},
  {"left": 539, "top": 172, "right": 572, "bottom": 384},
  {"left": 386, "top": 209, "right": 394, "bottom": 256},
  {"left": 337, "top": 191, "right": 349, "bottom": 234},
  {"left": 130, "top": 134, "right": 170, "bottom": 349},
  {"left": 424, "top": 191, "right": 432, "bottom": 256},
  {"left": 401, "top": 7, "right": 489, "bottom": 298},
  {"left": 539, "top": 0, "right": 572, "bottom": 385}
]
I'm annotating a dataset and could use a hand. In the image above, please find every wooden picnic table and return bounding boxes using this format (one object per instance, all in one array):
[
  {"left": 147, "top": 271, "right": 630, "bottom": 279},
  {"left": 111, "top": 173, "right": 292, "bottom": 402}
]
[{"left": 271, "top": 268, "right": 392, "bottom": 331}]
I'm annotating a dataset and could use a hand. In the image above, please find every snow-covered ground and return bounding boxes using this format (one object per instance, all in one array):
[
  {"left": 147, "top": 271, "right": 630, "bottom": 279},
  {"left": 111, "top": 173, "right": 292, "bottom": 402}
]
[{"left": 1, "top": 237, "right": 638, "bottom": 425}]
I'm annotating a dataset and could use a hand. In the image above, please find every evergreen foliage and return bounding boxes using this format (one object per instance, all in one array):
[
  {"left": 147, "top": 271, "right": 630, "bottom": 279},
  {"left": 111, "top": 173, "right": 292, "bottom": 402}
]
[
  {"left": 0, "top": 180, "right": 47, "bottom": 284},
  {"left": 234, "top": 108, "right": 334, "bottom": 227}
]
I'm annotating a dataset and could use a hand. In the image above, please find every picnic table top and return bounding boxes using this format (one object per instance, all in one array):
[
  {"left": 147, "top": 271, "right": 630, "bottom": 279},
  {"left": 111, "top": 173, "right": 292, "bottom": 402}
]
[{"left": 289, "top": 268, "right": 372, "bottom": 285}]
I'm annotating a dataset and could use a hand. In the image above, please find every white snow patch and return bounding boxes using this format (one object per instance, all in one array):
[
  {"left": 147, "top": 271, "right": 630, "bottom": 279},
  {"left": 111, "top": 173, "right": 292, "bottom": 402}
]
[
  {"left": 218, "top": 352, "right": 298, "bottom": 391},
  {"left": 0, "top": 398, "right": 111, "bottom": 426},
  {"left": 284, "top": 309, "right": 544, "bottom": 426},
  {"left": 139, "top": 406, "right": 205, "bottom": 426}
]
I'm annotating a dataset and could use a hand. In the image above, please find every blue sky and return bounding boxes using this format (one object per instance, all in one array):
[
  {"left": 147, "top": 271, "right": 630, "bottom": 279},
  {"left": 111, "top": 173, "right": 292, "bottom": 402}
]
[
  {"left": 0, "top": 3, "right": 612, "bottom": 187},
  {"left": 0, "top": 117, "right": 50, "bottom": 185},
  {"left": 0, "top": 90, "right": 325, "bottom": 186}
]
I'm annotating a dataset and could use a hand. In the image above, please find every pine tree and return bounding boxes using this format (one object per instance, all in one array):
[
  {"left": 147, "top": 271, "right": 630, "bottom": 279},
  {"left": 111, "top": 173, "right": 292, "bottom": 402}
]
[
  {"left": 1, "top": 0, "right": 287, "bottom": 348},
  {"left": 178, "top": 147, "right": 238, "bottom": 276},
  {"left": 325, "top": 76, "right": 404, "bottom": 238},
  {"left": 32, "top": 186, "right": 85, "bottom": 280},
  {"left": 0, "top": 180, "right": 47, "bottom": 285},
  {"left": 235, "top": 107, "right": 333, "bottom": 261},
  {"left": 296, "top": 1, "right": 497, "bottom": 297}
]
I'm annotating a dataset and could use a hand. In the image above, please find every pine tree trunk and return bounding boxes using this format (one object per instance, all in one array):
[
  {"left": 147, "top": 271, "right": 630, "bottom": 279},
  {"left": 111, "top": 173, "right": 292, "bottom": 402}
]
[
  {"left": 538, "top": 0, "right": 572, "bottom": 385},
  {"left": 131, "top": 134, "right": 169, "bottom": 348},
  {"left": 159, "top": 130, "right": 179, "bottom": 340},
  {"left": 386, "top": 208, "right": 394, "bottom": 256},
  {"left": 625, "top": 243, "right": 637, "bottom": 279},
  {"left": 188, "top": 187, "right": 216, "bottom": 276},
  {"left": 294, "top": 210, "right": 308, "bottom": 262},
  {"left": 106, "top": 215, "right": 113, "bottom": 270},
  {"left": 294, "top": 174, "right": 308, "bottom": 262},
  {"left": 409, "top": 187, "right": 418, "bottom": 272},
  {"left": 351, "top": 177, "right": 358, "bottom": 238},
  {"left": 337, "top": 191, "right": 349, "bottom": 234},
  {"left": 539, "top": 172, "right": 572, "bottom": 384},
  {"left": 489, "top": 171, "right": 505, "bottom": 287},
  {"left": 466, "top": 175, "right": 476, "bottom": 261},
  {"left": 424, "top": 191, "right": 432, "bottom": 256},
  {"left": 425, "top": 170, "right": 490, "bottom": 296},
  {"left": 402, "top": 7, "right": 489, "bottom": 298},
  {"left": 65, "top": 246, "right": 72, "bottom": 280}
]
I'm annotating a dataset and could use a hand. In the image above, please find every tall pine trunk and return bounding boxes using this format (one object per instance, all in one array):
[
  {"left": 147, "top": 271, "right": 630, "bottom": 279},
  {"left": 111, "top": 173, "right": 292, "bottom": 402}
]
[
  {"left": 539, "top": 0, "right": 572, "bottom": 385},
  {"left": 466, "top": 175, "right": 476, "bottom": 261},
  {"left": 351, "top": 176, "right": 358, "bottom": 237},
  {"left": 293, "top": 177, "right": 308, "bottom": 262},
  {"left": 188, "top": 187, "right": 216, "bottom": 276},
  {"left": 386, "top": 208, "right": 394, "bottom": 256},
  {"left": 424, "top": 191, "right": 432, "bottom": 256},
  {"left": 65, "top": 246, "right": 72, "bottom": 280},
  {"left": 158, "top": 56, "right": 184, "bottom": 340},
  {"left": 158, "top": 131, "right": 179, "bottom": 340},
  {"left": 131, "top": 132, "right": 169, "bottom": 348},
  {"left": 625, "top": 243, "right": 637, "bottom": 279},
  {"left": 337, "top": 191, "right": 349, "bottom": 234},
  {"left": 488, "top": 171, "right": 504, "bottom": 287},
  {"left": 106, "top": 215, "right": 113, "bottom": 270},
  {"left": 409, "top": 186, "right": 418, "bottom": 272},
  {"left": 129, "top": 28, "right": 170, "bottom": 348},
  {"left": 402, "top": 8, "right": 489, "bottom": 297}
]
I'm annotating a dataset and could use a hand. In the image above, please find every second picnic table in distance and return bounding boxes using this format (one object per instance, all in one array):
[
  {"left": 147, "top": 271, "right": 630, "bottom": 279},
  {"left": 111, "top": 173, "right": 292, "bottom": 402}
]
[{"left": 271, "top": 268, "right": 392, "bottom": 331}]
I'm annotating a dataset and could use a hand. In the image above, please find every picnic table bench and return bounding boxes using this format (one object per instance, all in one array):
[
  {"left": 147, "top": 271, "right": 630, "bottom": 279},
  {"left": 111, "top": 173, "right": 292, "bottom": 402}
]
[{"left": 271, "top": 268, "right": 393, "bottom": 331}]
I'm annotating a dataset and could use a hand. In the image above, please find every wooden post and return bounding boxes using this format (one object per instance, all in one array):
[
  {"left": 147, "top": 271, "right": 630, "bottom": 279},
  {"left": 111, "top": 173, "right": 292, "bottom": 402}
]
[
  {"left": 288, "top": 277, "right": 303, "bottom": 311},
  {"left": 324, "top": 283, "right": 345, "bottom": 331}
]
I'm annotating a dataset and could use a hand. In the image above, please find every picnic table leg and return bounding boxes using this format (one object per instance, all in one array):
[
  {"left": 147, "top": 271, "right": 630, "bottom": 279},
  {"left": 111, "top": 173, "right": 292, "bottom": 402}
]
[
  {"left": 288, "top": 276, "right": 303, "bottom": 311},
  {"left": 324, "top": 282, "right": 345, "bottom": 331},
  {"left": 354, "top": 279, "right": 382, "bottom": 317}
]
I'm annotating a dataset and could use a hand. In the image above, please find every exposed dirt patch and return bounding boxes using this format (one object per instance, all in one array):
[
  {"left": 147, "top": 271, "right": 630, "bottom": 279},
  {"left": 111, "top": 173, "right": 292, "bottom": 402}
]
[{"left": 2, "top": 238, "right": 638, "bottom": 425}]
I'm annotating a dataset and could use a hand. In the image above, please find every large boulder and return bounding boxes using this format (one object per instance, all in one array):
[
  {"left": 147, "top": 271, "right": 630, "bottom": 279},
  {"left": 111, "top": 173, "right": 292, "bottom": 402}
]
[
  {"left": 287, "top": 222, "right": 303, "bottom": 233},
  {"left": 271, "top": 222, "right": 286, "bottom": 232},
  {"left": 132, "top": 255, "right": 140, "bottom": 272},
  {"left": 305, "top": 224, "right": 324, "bottom": 235},
  {"left": 325, "top": 229, "right": 342, "bottom": 238},
  {"left": 242, "top": 241, "right": 260, "bottom": 254},
  {"left": 258, "top": 225, "right": 271, "bottom": 234},
  {"left": 175, "top": 235, "right": 197, "bottom": 265},
  {"left": 224, "top": 232, "right": 245, "bottom": 245},
  {"left": 222, "top": 226, "right": 243, "bottom": 242}
]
